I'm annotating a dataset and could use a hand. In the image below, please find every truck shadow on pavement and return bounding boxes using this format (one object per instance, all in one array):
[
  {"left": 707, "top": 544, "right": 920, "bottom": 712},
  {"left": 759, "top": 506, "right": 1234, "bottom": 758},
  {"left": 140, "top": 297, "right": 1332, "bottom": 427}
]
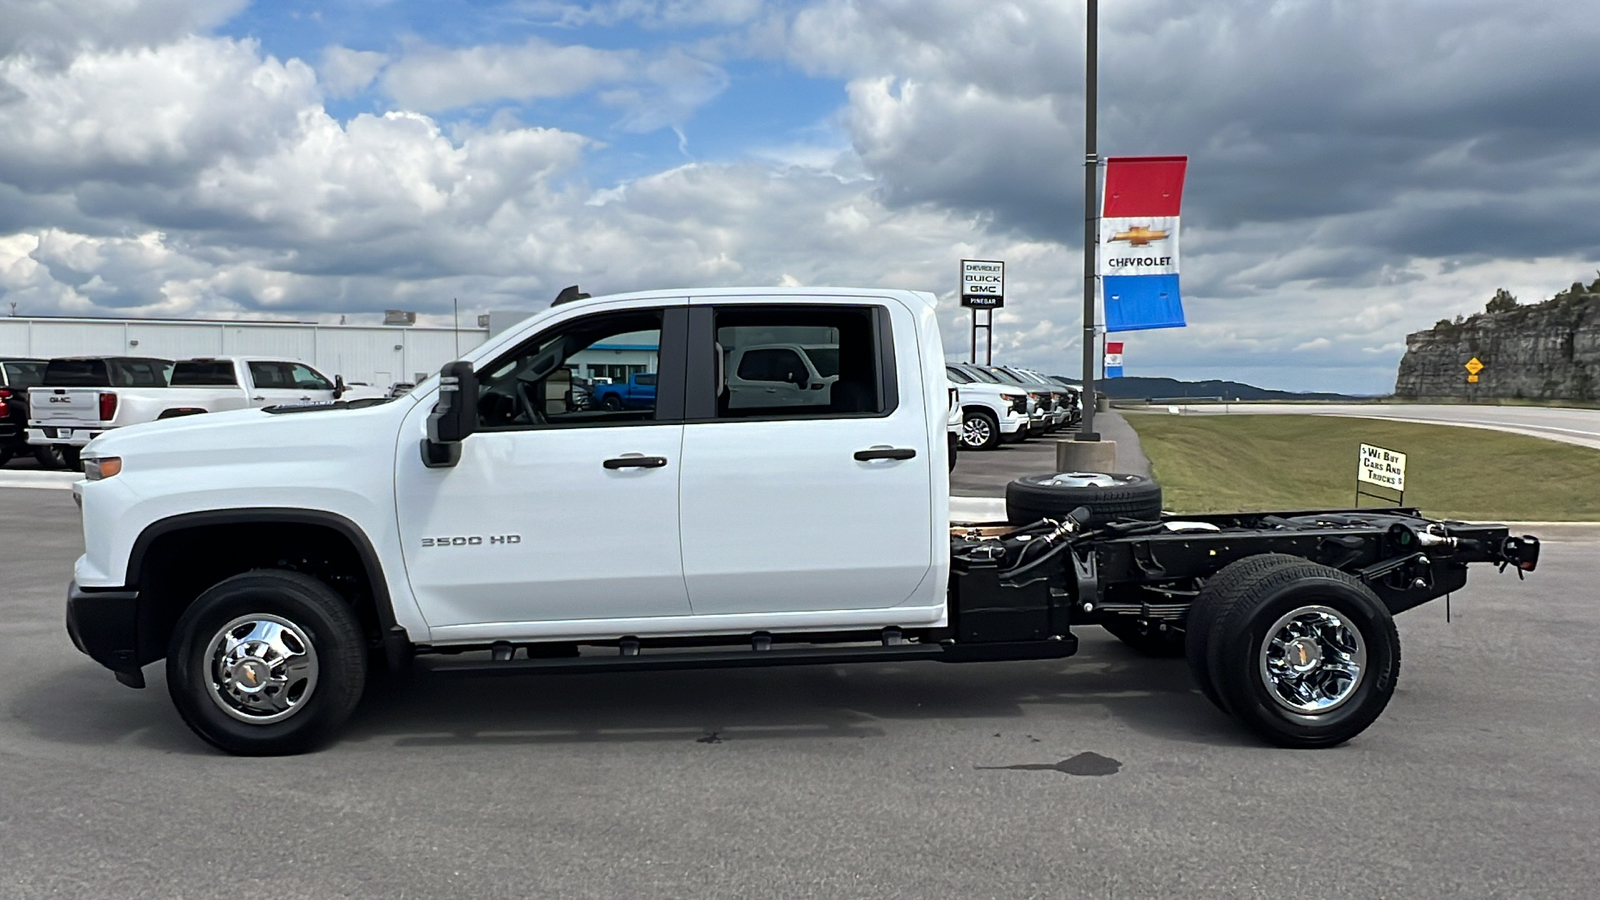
[
  {"left": 338, "top": 634, "right": 1250, "bottom": 751},
  {"left": 17, "top": 635, "right": 1250, "bottom": 754}
]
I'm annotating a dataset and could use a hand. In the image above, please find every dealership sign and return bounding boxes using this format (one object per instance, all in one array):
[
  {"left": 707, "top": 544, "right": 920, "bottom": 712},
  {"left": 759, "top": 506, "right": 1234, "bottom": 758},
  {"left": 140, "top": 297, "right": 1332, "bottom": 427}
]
[{"left": 961, "top": 259, "right": 1005, "bottom": 308}]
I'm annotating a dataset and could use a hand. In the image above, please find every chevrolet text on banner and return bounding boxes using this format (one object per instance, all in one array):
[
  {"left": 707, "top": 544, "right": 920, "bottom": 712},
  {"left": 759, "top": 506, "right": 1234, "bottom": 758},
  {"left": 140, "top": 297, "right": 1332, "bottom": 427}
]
[
  {"left": 1099, "top": 156, "right": 1188, "bottom": 332},
  {"left": 1104, "top": 341, "right": 1124, "bottom": 378}
]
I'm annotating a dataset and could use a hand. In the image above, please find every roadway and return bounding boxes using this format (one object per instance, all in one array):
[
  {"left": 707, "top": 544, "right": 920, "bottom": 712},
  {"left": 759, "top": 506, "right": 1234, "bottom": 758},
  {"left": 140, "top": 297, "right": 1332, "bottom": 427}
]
[{"left": 1156, "top": 402, "right": 1600, "bottom": 451}]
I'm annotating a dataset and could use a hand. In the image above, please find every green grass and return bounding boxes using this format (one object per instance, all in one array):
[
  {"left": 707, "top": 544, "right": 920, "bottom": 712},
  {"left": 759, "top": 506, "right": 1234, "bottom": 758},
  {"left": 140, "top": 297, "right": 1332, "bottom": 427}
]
[{"left": 1124, "top": 413, "right": 1600, "bottom": 520}]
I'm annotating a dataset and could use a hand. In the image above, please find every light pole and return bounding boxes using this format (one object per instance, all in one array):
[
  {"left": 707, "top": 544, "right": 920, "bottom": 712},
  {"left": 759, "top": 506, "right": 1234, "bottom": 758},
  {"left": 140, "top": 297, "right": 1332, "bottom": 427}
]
[{"left": 1077, "top": 0, "right": 1100, "bottom": 441}]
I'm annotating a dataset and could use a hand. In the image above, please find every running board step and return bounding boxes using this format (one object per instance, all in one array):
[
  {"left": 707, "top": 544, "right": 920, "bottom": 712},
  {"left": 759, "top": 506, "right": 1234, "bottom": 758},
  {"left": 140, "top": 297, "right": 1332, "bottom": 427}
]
[{"left": 421, "top": 638, "right": 1077, "bottom": 677}]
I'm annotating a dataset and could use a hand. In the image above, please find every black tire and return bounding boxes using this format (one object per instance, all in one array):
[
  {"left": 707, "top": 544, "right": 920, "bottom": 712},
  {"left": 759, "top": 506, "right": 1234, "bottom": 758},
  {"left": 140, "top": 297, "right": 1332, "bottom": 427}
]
[
  {"left": 1200, "top": 559, "right": 1400, "bottom": 748},
  {"left": 1185, "top": 554, "right": 1307, "bottom": 713},
  {"left": 1004, "top": 472, "right": 1161, "bottom": 526},
  {"left": 32, "top": 445, "right": 66, "bottom": 469},
  {"left": 601, "top": 394, "right": 623, "bottom": 411},
  {"left": 0, "top": 447, "right": 12, "bottom": 467},
  {"left": 1101, "top": 618, "right": 1185, "bottom": 657},
  {"left": 166, "top": 570, "right": 367, "bottom": 755},
  {"left": 60, "top": 446, "right": 82, "bottom": 471},
  {"left": 947, "top": 432, "right": 959, "bottom": 471},
  {"left": 960, "top": 409, "right": 1000, "bottom": 451}
]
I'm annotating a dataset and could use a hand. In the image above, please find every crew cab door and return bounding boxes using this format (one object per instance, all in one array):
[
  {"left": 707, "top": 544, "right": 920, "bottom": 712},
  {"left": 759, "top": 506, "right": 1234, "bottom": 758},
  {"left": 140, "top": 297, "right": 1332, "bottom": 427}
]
[
  {"left": 246, "top": 361, "right": 337, "bottom": 407},
  {"left": 678, "top": 298, "right": 937, "bottom": 616},
  {"left": 395, "top": 302, "right": 692, "bottom": 632}
]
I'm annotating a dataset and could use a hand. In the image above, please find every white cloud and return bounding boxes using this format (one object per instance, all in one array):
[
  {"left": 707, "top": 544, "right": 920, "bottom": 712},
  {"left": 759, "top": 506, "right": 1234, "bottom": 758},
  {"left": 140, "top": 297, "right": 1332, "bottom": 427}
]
[
  {"left": 320, "top": 46, "right": 389, "bottom": 98},
  {"left": 515, "top": 0, "right": 765, "bottom": 29},
  {"left": 0, "top": 0, "right": 248, "bottom": 56},
  {"left": 0, "top": 36, "right": 316, "bottom": 189},
  {"left": 379, "top": 37, "right": 634, "bottom": 111}
]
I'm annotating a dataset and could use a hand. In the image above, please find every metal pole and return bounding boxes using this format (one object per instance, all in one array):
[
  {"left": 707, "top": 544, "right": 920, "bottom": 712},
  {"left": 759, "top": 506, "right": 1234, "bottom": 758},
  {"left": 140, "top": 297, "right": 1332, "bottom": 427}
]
[
  {"left": 1077, "top": 0, "right": 1099, "bottom": 440},
  {"left": 985, "top": 310, "right": 993, "bottom": 365},
  {"left": 453, "top": 298, "right": 461, "bottom": 357}
]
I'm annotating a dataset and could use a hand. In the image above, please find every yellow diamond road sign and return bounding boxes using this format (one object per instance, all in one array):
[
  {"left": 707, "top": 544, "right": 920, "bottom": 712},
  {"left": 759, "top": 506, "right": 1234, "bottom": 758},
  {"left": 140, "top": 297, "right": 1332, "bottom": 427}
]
[{"left": 1465, "top": 357, "right": 1484, "bottom": 375}]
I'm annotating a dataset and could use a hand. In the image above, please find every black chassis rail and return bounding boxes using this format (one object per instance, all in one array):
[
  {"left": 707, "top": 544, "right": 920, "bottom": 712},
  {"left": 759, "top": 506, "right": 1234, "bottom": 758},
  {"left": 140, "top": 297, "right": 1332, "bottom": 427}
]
[{"left": 1050, "top": 507, "right": 1540, "bottom": 625}]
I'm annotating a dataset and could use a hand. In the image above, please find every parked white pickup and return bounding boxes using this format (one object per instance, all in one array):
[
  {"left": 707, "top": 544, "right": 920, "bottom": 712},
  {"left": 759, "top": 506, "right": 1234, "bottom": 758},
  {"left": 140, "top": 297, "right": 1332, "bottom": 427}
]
[{"left": 28, "top": 356, "right": 379, "bottom": 463}]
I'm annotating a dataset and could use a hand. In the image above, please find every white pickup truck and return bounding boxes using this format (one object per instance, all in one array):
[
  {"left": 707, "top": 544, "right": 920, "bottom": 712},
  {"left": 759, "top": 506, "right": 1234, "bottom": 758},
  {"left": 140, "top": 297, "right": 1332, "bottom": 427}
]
[
  {"left": 64, "top": 287, "right": 1540, "bottom": 755},
  {"left": 30, "top": 356, "right": 374, "bottom": 466}
]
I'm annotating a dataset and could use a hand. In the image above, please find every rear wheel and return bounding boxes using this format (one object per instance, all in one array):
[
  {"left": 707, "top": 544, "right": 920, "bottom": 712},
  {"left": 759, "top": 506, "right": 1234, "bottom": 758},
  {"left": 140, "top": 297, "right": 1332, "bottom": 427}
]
[
  {"left": 0, "top": 448, "right": 12, "bottom": 467},
  {"left": 59, "top": 446, "right": 82, "bottom": 471},
  {"left": 166, "top": 570, "right": 367, "bottom": 755},
  {"left": 33, "top": 445, "right": 66, "bottom": 469},
  {"left": 1197, "top": 559, "right": 1400, "bottom": 748},
  {"left": 601, "top": 394, "right": 623, "bottom": 411},
  {"left": 960, "top": 409, "right": 1000, "bottom": 450},
  {"left": 1186, "top": 554, "right": 1307, "bottom": 713}
]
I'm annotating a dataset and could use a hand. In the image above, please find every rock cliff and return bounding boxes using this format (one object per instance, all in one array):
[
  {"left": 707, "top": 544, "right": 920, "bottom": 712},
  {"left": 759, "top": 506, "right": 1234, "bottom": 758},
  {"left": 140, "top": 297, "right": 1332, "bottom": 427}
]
[{"left": 1394, "top": 281, "right": 1600, "bottom": 400}]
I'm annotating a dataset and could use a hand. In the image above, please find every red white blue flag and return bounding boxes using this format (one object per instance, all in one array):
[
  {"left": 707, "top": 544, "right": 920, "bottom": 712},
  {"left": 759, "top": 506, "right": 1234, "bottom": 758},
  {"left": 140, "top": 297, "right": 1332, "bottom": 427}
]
[
  {"left": 1104, "top": 341, "right": 1124, "bottom": 378},
  {"left": 1098, "top": 156, "right": 1188, "bottom": 332}
]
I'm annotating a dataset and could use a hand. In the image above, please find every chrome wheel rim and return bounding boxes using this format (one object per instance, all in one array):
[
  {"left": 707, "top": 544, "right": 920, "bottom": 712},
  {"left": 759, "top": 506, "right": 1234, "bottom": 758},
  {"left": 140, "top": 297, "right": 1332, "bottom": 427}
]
[
  {"left": 1039, "top": 472, "right": 1122, "bottom": 488},
  {"left": 1258, "top": 605, "right": 1366, "bottom": 714},
  {"left": 962, "top": 417, "right": 992, "bottom": 447},
  {"left": 205, "top": 614, "right": 319, "bottom": 725}
]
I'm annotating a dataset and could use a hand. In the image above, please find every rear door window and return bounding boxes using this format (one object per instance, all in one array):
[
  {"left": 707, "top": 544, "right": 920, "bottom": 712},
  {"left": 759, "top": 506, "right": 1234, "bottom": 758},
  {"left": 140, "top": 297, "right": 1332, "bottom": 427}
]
[{"left": 171, "top": 361, "right": 239, "bottom": 386}]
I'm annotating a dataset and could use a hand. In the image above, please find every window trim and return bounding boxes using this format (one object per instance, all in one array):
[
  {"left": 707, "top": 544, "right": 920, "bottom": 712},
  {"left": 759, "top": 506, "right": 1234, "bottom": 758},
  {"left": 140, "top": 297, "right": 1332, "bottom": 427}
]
[
  {"left": 471, "top": 305, "right": 686, "bottom": 432},
  {"left": 683, "top": 302, "right": 898, "bottom": 424}
]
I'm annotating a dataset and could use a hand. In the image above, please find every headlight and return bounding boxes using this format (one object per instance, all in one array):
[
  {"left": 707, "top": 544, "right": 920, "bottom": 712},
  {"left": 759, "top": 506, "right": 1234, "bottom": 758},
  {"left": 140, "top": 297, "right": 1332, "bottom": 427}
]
[{"left": 83, "top": 456, "right": 122, "bottom": 481}]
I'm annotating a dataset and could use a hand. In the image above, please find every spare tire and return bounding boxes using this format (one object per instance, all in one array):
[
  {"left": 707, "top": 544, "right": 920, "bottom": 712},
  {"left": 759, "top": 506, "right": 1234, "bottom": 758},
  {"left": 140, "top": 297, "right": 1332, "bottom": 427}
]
[{"left": 1005, "top": 472, "right": 1162, "bottom": 526}]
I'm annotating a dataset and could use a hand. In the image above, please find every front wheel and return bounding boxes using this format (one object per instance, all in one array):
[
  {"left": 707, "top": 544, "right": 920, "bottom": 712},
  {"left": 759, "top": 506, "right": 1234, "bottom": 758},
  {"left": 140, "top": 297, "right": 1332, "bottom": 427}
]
[
  {"left": 1201, "top": 560, "right": 1400, "bottom": 748},
  {"left": 960, "top": 410, "right": 1000, "bottom": 450},
  {"left": 166, "top": 570, "right": 367, "bottom": 755}
]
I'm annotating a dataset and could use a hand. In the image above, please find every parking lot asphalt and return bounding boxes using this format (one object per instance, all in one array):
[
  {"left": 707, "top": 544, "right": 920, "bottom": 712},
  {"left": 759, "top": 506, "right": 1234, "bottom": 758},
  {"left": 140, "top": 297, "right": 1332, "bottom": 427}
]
[
  {"left": 950, "top": 410, "right": 1151, "bottom": 498},
  {"left": 4, "top": 483, "right": 1599, "bottom": 898}
]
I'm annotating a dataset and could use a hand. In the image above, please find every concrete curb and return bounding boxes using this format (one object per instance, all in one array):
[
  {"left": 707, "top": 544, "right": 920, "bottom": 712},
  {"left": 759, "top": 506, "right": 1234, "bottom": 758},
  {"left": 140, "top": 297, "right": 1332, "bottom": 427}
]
[{"left": 0, "top": 472, "right": 81, "bottom": 491}]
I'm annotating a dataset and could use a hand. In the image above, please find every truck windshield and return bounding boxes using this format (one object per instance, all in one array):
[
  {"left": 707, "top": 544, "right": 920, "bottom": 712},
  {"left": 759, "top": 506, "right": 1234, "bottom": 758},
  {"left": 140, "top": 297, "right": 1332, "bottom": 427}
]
[{"left": 3, "top": 361, "right": 46, "bottom": 387}]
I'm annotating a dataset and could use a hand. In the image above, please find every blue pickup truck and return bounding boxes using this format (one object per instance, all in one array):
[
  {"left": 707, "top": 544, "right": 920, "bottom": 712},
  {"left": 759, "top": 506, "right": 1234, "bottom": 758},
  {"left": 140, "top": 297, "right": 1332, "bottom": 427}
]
[{"left": 590, "top": 372, "right": 656, "bottom": 410}]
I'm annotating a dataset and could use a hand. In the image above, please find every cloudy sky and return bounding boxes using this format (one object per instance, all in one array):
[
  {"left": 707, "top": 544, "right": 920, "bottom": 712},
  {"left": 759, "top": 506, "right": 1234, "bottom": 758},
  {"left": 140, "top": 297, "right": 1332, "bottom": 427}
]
[{"left": 2, "top": 0, "right": 1597, "bottom": 393}]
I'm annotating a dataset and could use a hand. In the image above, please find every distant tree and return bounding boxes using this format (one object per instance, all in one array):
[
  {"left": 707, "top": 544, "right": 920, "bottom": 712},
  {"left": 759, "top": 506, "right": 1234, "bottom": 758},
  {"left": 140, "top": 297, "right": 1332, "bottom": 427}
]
[
  {"left": 1434, "top": 319, "right": 1453, "bottom": 330},
  {"left": 1485, "top": 288, "right": 1518, "bottom": 314},
  {"left": 1454, "top": 314, "right": 1465, "bottom": 325},
  {"left": 1589, "top": 271, "right": 1600, "bottom": 294}
]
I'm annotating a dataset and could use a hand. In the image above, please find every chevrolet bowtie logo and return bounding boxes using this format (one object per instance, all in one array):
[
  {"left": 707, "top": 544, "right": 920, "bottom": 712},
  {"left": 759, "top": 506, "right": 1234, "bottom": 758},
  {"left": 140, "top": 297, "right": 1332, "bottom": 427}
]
[{"left": 1109, "top": 225, "right": 1168, "bottom": 246}]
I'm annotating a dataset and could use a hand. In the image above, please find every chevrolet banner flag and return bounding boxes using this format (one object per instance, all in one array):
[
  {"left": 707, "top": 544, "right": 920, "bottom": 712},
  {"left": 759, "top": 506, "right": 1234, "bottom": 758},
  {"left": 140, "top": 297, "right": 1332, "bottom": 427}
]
[
  {"left": 1099, "top": 156, "right": 1188, "bottom": 332},
  {"left": 1104, "top": 341, "right": 1124, "bottom": 378}
]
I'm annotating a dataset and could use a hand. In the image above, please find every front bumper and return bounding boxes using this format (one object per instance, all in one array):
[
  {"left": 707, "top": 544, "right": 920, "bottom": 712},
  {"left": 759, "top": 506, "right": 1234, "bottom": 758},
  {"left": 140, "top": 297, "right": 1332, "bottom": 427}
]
[{"left": 65, "top": 580, "right": 146, "bottom": 687}]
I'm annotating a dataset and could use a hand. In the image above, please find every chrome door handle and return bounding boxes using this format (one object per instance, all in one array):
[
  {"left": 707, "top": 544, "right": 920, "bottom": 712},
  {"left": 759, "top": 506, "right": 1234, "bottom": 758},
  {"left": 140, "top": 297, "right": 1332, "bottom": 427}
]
[
  {"left": 854, "top": 447, "right": 916, "bottom": 461},
  {"left": 603, "top": 455, "right": 668, "bottom": 470}
]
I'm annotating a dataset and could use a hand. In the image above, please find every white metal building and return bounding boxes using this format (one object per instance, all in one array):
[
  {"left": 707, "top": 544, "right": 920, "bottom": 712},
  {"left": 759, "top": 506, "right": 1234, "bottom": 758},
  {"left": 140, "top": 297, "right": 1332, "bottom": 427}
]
[{"left": 0, "top": 316, "right": 491, "bottom": 389}]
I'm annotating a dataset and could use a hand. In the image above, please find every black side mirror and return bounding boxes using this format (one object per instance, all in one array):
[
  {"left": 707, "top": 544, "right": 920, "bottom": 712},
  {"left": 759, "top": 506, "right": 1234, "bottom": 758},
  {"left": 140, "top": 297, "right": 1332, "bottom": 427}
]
[
  {"left": 333, "top": 374, "right": 346, "bottom": 400},
  {"left": 422, "top": 361, "right": 478, "bottom": 468}
]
